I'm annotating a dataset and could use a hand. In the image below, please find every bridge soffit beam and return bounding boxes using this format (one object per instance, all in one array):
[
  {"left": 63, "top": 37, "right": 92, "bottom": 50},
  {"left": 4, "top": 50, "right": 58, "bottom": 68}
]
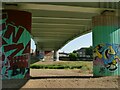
[
  {"left": 31, "top": 28, "right": 83, "bottom": 31},
  {"left": 3, "top": 3, "right": 118, "bottom": 20},
  {"left": 32, "top": 17, "right": 92, "bottom": 21},
  {"left": 31, "top": 27, "right": 85, "bottom": 31},
  {"left": 32, "top": 23, "right": 89, "bottom": 26},
  {"left": 3, "top": 3, "right": 116, "bottom": 14}
]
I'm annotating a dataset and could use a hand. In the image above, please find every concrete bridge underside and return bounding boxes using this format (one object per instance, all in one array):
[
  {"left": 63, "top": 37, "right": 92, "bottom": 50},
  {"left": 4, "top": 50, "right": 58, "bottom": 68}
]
[
  {"left": 1, "top": 2, "right": 120, "bottom": 81},
  {"left": 3, "top": 2, "right": 118, "bottom": 51}
]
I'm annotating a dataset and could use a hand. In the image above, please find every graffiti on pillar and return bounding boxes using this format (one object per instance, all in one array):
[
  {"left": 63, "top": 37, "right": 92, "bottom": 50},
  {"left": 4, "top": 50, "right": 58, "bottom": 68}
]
[
  {"left": 1, "top": 11, "right": 31, "bottom": 79},
  {"left": 93, "top": 43, "right": 120, "bottom": 74}
]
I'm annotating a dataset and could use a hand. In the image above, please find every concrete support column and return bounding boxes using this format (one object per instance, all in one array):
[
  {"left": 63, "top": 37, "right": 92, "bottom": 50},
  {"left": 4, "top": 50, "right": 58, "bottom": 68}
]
[
  {"left": 53, "top": 50, "right": 59, "bottom": 61},
  {"left": 92, "top": 11, "right": 120, "bottom": 76},
  {"left": 35, "top": 43, "right": 38, "bottom": 57},
  {"left": 39, "top": 50, "right": 45, "bottom": 61},
  {"left": 1, "top": 10, "right": 31, "bottom": 79}
]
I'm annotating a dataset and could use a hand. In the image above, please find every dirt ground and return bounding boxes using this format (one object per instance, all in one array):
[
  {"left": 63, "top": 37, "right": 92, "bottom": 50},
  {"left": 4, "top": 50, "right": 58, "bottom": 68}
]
[{"left": 21, "top": 69, "right": 119, "bottom": 89}]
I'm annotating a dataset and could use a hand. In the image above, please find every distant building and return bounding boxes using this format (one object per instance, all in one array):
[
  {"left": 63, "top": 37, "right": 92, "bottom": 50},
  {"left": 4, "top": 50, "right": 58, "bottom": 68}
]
[
  {"left": 76, "top": 47, "right": 91, "bottom": 58},
  {"left": 59, "top": 52, "right": 70, "bottom": 61},
  {"left": 44, "top": 51, "right": 53, "bottom": 61},
  {"left": 59, "top": 52, "right": 69, "bottom": 57}
]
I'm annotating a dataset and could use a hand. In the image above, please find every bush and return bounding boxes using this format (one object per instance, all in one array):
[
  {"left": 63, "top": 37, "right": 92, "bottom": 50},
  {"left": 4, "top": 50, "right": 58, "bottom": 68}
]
[
  {"left": 70, "top": 66, "right": 82, "bottom": 69},
  {"left": 69, "top": 53, "right": 78, "bottom": 61}
]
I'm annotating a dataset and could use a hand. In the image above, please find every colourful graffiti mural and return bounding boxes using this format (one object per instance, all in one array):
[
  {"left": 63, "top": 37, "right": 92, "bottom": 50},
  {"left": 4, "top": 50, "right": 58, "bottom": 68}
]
[
  {"left": 93, "top": 43, "right": 120, "bottom": 75},
  {"left": 0, "top": 10, "right": 31, "bottom": 79}
]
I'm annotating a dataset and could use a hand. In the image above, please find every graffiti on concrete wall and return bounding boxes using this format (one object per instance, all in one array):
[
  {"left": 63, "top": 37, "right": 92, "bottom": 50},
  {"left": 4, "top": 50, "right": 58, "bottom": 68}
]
[
  {"left": 1, "top": 10, "right": 31, "bottom": 79},
  {"left": 93, "top": 43, "right": 120, "bottom": 75}
]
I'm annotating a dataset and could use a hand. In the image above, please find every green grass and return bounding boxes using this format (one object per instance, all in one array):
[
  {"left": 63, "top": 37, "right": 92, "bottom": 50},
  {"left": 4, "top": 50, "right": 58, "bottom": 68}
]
[
  {"left": 30, "top": 64, "right": 82, "bottom": 69},
  {"left": 30, "top": 61, "right": 93, "bottom": 70}
]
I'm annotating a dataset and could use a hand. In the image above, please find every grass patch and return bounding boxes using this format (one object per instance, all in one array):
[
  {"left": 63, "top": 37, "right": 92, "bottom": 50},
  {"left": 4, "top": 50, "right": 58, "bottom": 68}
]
[
  {"left": 30, "top": 61, "right": 93, "bottom": 69},
  {"left": 30, "top": 64, "right": 82, "bottom": 69},
  {"left": 30, "top": 61, "right": 93, "bottom": 74}
]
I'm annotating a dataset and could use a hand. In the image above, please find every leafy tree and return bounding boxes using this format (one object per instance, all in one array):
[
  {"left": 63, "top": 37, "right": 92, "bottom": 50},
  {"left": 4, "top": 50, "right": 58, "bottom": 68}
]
[
  {"left": 69, "top": 51, "right": 78, "bottom": 61},
  {"left": 85, "top": 46, "right": 93, "bottom": 58}
]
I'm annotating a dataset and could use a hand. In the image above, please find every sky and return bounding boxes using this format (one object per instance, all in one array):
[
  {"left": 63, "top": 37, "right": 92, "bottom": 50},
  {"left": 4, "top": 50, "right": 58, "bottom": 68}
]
[{"left": 31, "top": 32, "right": 92, "bottom": 53}]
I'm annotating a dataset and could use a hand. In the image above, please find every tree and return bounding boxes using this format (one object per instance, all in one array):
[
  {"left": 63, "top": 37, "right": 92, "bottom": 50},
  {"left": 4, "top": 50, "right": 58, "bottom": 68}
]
[
  {"left": 69, "top": 51, "right": 78, "bottom": 61},
  {"left": 85, "top": 46, "right": 93, "bottom": 58}
]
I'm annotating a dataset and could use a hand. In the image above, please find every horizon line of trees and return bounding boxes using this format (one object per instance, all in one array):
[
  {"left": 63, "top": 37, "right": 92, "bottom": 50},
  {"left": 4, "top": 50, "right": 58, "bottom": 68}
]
[{"left": 69, "top": 46, "right": 93, "bottom": 61}]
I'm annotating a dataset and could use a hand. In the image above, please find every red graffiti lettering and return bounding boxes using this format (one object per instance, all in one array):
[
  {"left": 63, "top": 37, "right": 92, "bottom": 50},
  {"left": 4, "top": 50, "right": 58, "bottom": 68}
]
[
  {"left": 4, "top": 43, "right": 24, "bottom": 60},
  {"left": 4, "top": 25, "right": 24, "bottom": 43}
]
